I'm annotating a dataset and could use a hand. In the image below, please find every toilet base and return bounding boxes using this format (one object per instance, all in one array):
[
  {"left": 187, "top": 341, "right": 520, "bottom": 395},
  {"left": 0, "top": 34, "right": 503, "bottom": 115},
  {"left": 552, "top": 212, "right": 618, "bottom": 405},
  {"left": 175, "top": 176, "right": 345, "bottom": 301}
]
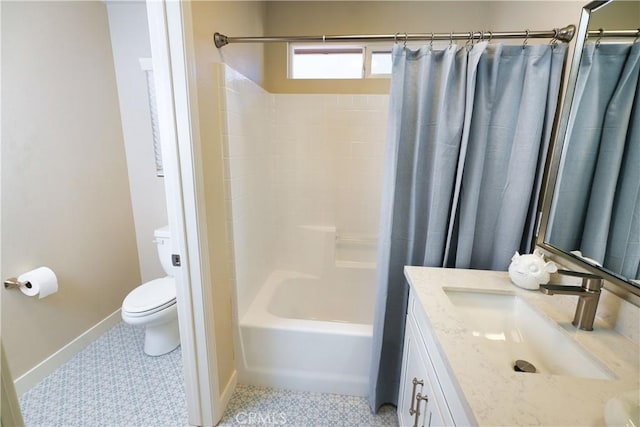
[{"left": 144, "top": 316, "right": 180, "bottom": 356}]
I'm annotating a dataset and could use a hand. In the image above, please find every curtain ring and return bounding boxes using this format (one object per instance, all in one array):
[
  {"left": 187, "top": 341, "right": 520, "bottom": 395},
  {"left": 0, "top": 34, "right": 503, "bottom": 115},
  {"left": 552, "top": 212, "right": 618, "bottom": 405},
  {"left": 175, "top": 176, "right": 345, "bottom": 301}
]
[
  {"left": 430, "top": 32, "right": 434, "bottom": 50},
  {"left": 488, "top": 31, "right": 493, "bottom": 43},
  {"left": 635, "top": 28, "right": 640, "bottom": 44},
  {"left": 449, "top": 31, "right": 453, "bottom": 47},
  {"left": 523, "top": 29, "right": 529, "bottom": 49},
  {"left": 480, "top": 31, "right": 485, "bottom": 41},
  {"left": 403, "top": 32, "right": 408, "bottom": 47},
  {"left": 596, "top": 28, "right": 604, "bottom": 47},
  {"left": 394, "top": 32, "right": 399, "bottom": 44},
  {"left": 549, "top": 29, "right": 558, "bottom": 47}
]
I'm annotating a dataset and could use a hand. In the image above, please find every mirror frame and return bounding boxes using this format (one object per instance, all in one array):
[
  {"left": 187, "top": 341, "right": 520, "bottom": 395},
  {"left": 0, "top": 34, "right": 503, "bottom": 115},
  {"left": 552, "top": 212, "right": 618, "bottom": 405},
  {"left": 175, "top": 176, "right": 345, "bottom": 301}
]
[{"left": 536, "top": 0, "right": 640, "bottom": 300}]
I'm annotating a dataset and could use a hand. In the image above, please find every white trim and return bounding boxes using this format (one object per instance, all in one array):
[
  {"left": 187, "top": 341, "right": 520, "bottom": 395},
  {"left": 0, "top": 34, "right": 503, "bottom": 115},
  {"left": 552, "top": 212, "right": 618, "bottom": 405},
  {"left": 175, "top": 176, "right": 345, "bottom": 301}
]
[
  {"left": 146, "top": 1, "right": 222, "bottom": 425},
  {"left": 167, "top": 1, "right": 225, "bottom": 424},
  {"left": 13, "top": 309, "right": 122, "bottom": 396},
  {"left": 145, "top": 2, "right": 204, "bottom": 425},
  {"left": 139, "top": 57, "right": 153, "bottom": 71},
  {"left": 2, "top": 343, "right": 25, "bottom": 427},
  {"left": 219, "top": 369, "right": 238, "bottom": 417}
]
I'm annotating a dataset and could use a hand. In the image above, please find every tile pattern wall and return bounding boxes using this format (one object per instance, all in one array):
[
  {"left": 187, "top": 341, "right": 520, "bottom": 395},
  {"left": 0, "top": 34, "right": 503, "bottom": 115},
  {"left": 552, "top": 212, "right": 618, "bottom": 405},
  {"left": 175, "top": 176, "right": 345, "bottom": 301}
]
[
  {"left": 221, "top": 64, "right": 389, "bottom": 317},
  {"left": 221, "top": 65, "right": 278, "bottom": 318},
  {"left": 273, "top": 95, "right": 388, "bottom": 272}
]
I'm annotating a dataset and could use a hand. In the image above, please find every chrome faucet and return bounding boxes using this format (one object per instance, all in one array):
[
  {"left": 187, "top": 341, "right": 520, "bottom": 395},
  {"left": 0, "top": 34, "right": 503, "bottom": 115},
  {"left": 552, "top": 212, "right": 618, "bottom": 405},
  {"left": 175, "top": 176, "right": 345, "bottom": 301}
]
[{"left": 539, "top": 270, "right": 603, "bottom": 331}]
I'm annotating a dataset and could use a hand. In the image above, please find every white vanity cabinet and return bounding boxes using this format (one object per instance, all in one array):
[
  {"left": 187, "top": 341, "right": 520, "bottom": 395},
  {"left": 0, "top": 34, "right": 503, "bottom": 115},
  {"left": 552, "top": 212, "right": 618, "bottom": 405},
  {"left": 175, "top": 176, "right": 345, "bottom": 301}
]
[{"left": 398, "top": 289, "right": 472, "bottom": 427}]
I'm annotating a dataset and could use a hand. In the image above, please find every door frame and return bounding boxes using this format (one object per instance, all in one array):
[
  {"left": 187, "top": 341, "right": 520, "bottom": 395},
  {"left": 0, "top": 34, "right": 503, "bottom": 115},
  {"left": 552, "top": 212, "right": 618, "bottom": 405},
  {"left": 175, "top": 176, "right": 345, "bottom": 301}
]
[{"left": 146, "top": 1, "right": 223, "bottom": 425}]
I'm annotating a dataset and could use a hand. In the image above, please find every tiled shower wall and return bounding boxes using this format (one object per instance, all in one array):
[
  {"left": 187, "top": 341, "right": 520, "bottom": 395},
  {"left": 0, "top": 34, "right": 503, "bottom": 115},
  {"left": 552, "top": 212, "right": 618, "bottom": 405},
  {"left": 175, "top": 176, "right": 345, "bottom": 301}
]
[
  {"left": 220, "top": 64, "right": 389, "bottom": 318},
  {"left": 272, "top": 95, "right": 388, "bottom": 273},
  {"left": 220, "top": 65, "right": 277, "bottom": 318}
]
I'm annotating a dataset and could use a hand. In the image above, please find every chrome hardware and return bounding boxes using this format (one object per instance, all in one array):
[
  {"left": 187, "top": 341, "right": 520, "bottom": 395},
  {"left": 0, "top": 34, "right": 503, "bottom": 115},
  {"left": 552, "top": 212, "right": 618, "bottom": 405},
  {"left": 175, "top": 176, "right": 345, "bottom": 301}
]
[
  {"left": 413, "top": 392, "right": 429, "bottom": 427},
  {"left": 214, "top": 26, "right": 577, "bottom": 50},
  {"left": 540, "top": 269, "right": 603, "bottom": 331},
  {"left": 3, "top": 277, "right": 32, "bottom": 290},
  {"left": 213, "top": 32, "right": 229, "bottom": 48},
  {"left": 409, "top": 377, "right": 424, "bottom": 416}
]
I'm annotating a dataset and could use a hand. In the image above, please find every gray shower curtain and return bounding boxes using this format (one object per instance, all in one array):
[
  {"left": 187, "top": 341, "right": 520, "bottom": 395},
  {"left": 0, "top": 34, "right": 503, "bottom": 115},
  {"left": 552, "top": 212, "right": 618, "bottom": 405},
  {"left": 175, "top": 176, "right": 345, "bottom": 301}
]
[
  {"left": 369, "top": 41, "right": 567, "bottom": 411},
  {"left": 549, "top": 42, "right": 640, "bottom": 280}
]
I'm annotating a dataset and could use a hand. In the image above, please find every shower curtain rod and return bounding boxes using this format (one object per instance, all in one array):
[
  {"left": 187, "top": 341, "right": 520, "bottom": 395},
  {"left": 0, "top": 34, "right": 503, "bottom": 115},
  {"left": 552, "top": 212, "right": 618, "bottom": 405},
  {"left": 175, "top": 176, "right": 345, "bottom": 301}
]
[
  {"left": 586, "top": 29, "right": 640, "bottom": 39},
  {"left": 213, "top": 25, "right": 576, "bottom": 49}
]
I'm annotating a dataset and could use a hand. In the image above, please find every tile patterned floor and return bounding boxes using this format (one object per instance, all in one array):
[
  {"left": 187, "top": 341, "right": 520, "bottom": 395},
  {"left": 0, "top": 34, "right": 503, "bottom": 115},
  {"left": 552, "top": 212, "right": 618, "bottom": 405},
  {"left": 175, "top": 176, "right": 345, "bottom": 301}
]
[
  {"left": 19, "top": 322, "right": 398, "bottom": 427},
  {"left": 219, "top": 384, "right": 398, "bottom": 427},
  {"left": 19, "top": 322, "right": 189, "bottom": 426}
]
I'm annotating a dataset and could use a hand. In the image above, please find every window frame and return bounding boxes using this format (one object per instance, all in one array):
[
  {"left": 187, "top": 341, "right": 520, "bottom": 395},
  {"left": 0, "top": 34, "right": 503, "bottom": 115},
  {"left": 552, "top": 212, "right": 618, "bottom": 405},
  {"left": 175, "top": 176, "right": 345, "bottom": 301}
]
[
  {"left": 288, "top": 44, "right": 367, "bottom": 79},
  {"left": 288, "top": 41, "right": 450, "bottom": 80}
]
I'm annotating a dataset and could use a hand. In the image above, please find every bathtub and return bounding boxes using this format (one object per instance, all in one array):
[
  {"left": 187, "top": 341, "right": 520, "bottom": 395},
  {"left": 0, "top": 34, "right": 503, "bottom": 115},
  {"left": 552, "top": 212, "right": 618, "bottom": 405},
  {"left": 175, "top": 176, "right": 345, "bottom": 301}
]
[{"left": 239, "top": 267, "right": 375, "bottom": 396}]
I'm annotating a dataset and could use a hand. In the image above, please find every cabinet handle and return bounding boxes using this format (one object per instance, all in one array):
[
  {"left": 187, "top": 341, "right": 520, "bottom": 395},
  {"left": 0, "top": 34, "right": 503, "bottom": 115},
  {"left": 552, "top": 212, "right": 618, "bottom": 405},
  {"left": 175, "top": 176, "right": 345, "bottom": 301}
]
[
  {"left": 409, "top": 377, "right": 424, "bottom": 416},
  {"left": 413, "top": 392, "right": 429, "bottom": 427}
]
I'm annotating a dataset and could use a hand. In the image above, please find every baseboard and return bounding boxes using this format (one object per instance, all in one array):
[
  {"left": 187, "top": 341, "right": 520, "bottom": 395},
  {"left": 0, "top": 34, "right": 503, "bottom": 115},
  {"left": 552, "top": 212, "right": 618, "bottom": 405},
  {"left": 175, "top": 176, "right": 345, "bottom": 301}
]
[
  {"left": 216, "top": 369, "right": 238, "bottom": 424},
  {"left": 14, "top": 309, "right": 122, "bottom": 396}
]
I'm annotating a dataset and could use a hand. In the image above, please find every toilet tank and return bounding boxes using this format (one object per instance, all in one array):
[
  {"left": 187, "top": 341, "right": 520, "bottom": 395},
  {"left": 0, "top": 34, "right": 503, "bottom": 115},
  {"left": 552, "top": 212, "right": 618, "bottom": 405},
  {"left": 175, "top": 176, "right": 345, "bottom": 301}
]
[{"left": 154, "top": 225, "right": 173, "bottom": 276}]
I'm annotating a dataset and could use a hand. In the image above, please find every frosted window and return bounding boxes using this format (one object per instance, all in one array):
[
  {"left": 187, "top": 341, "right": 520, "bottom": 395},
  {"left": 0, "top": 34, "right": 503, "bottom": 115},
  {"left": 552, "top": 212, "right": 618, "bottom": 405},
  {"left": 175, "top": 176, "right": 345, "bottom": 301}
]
[
  {"left": 371, "top": 51, "right": 392, "bottom": 75},
  {"left": 291, "top": 47, "right": 364, "bottom": 79}
]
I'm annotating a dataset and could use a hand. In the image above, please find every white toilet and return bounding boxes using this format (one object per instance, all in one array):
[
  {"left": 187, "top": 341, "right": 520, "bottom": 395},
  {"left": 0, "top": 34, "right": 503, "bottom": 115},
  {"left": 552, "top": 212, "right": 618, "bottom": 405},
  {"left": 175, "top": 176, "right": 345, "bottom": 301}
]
[{"left": 122, "top": 225, "right": 179, "bottom": 356}]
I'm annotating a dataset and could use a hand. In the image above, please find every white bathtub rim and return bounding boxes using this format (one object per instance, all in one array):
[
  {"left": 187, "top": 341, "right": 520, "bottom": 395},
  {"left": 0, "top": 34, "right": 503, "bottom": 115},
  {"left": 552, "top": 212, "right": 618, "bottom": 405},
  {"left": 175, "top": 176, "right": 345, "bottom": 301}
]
[
  {"left": 238, "top": 269, "right": 318, "bottom": 371},
  {"left": 242, "top": 317, "right": 373, "bottom": 336},
  {"left": 240, "top": 269, "right": 316, "bottom": 321},
  {"left": 237, "top": 268, "right": 374, "bottom": 397},
  {"left": 240, "top": 269, "right": 373, "bottom": 335}
]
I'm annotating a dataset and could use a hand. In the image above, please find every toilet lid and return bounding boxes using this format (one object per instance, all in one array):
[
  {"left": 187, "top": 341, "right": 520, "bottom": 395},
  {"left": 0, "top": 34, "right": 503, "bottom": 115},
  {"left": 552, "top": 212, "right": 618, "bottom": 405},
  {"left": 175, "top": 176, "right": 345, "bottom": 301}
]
[{"left": 123, "top": 277, "right": 176, "bottom": 314}]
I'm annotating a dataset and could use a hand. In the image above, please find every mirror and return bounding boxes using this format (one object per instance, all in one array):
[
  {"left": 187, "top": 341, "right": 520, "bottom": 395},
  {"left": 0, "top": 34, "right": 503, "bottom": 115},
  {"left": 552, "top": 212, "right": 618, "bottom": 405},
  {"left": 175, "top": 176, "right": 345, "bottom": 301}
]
[{"left": 539, "top": 0, "right": 640, "bottom": 293}]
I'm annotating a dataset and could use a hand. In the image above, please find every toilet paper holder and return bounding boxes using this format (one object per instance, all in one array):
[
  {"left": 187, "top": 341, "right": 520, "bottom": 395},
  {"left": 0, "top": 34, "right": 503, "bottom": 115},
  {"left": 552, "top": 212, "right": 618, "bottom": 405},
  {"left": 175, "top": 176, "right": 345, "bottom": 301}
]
[{"left": 3, "top": 277, "right": 32, "bottom": 290}]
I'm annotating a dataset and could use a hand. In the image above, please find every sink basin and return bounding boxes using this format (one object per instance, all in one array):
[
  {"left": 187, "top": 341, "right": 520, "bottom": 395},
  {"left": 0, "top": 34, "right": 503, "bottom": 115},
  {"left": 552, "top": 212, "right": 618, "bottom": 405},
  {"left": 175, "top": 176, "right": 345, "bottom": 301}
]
[
  {"left": 605, "top": 389, "right": 640, "bottom": 427},
  {"left": 443, "top": 288, "right": 615, "bottom": 380}
]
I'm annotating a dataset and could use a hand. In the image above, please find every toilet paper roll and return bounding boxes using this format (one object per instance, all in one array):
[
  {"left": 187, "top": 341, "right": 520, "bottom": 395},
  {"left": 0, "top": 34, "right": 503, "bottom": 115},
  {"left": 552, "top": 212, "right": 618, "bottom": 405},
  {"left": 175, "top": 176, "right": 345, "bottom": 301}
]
[{"left": 17, "top": 267, "right": 58, "bottom": 299}]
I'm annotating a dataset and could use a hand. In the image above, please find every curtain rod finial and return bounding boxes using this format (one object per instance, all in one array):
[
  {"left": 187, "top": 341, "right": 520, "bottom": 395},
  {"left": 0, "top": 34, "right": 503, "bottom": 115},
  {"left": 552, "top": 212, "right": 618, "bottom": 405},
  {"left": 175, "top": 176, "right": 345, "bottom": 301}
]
[
  {"left": 214, "top": 32, "right": 229, "bottom": 48},
  {"left": 557, "top": 25, "right": 576, "bottom": 43}
]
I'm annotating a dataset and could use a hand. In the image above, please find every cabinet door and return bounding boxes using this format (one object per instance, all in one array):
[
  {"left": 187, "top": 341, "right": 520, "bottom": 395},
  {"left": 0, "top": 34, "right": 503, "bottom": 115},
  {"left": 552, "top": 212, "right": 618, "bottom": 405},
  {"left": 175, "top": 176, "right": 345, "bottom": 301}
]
[
  {"left": 398, "top": 316, "right": 433, "bottom": 427},
  {"left": 420, "top": 371, "right": 448, "bottom": 427}
]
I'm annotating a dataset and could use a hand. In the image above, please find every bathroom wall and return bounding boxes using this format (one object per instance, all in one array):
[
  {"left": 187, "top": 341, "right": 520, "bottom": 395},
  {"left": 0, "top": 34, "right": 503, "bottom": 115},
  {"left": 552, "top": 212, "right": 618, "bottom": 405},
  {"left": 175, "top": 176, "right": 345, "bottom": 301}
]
[
  {"left": 1, "top": 1, "right": 141, "bottom": 378},
  {"left": 222, "top": 66, "right": 277, "bottom": 318},
  {"left": 273, "top": 95, "right": 388, "bottom": 273},
  {"left": 189, "top": 0, "right": 267, "bottom": 396},
  {"left": 106, "top": 1, "right": 168, "bottom": 283},
  {"left": 192, "top": 1, "right": 266, "bottom": 87},
  {"left": 217, "top": 62, "right": 390, "bottom": 318},
  {"left": 219, "top": 0, "right": 582, "bottom": 304},
  {"left": 188, "top": 0, "right": 593, "bottom": 392},
  {"left": 589, "top": 1, "right": 640, "bottom": 29},
  {"left": 264, "top": 1, "right": 584, "bottom": 94}
]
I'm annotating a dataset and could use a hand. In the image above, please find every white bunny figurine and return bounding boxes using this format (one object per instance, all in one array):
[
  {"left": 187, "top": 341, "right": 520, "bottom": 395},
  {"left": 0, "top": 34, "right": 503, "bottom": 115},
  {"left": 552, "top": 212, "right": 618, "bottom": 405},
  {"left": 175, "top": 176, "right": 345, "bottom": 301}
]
[{"left": 508, "top": 249, "right": 558, "bottom": 290}]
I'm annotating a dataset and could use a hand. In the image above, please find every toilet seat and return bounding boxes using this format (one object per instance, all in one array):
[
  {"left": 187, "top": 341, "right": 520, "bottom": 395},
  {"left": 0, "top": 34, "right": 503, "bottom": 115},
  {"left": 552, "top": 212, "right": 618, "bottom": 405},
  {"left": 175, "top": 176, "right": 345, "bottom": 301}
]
[
  {"left": 123, "top": 299, "right": 176, "bottom": 317},
  {"left": 123, "top": 277, "right": 176, "bottom": 316}
]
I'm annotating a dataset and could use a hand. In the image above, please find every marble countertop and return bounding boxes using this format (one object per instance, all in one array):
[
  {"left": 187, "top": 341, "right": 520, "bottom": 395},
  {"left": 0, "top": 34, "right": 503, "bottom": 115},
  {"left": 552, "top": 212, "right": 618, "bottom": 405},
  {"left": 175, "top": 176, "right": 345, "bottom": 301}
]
[{"left": 404, "top": 266, "right": 640, "bottom": 426}]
